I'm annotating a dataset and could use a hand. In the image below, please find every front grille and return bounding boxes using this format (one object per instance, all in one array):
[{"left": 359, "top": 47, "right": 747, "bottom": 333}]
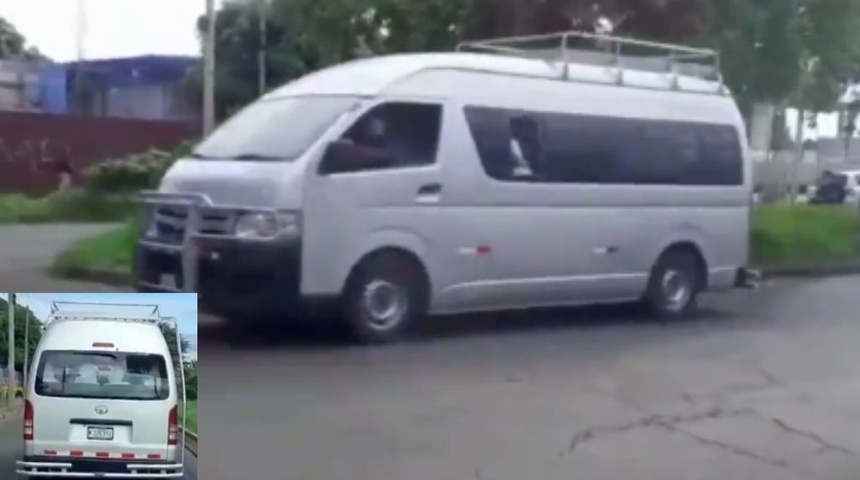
[{"left": 149, "top": 205, "right": 235, "bottom": 245}]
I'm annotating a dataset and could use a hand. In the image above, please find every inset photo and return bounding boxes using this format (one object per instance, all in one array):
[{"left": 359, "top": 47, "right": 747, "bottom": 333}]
[{"left": 0, "top": 292, "right": 197, "bottom": 479}]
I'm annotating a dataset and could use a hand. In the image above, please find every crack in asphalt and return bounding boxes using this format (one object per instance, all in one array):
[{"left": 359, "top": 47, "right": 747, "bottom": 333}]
[
  {"left": 662, "top": 423, "right": 794, "bottom": 470},
  {"left": 563, "top": 407, "right": 808, "bottom": 472},
  {"left": 771, "top": 417, "right": 858, "bottom": 458},
  {"left": 566, "top": 407, "right": 754, "bottom": 452}
]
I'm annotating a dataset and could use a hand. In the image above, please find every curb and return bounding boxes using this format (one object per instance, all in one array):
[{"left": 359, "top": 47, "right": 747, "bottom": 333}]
[
  {"left": 759, "top": 263, "right": 860, "bottom": 279},
  {"left": 182, "top": 427, "right": 198, "bottom": 457}
]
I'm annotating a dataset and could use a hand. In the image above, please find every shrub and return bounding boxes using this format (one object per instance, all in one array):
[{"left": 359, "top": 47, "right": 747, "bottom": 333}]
[{"left": 84, "top": 140, "right": 197, "bottom": 194}]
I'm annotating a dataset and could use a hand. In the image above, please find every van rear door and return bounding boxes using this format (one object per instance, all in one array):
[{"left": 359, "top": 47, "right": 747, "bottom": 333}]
[{"left": 31, "top": 349, "right": 174, "bottom": 461}]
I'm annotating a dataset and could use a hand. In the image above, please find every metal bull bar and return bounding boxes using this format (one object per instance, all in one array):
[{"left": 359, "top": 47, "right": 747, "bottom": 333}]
[
  {"left": 138, "top": 191, "right": 214, "bottom": 293},
  {"left": 138, "top": 190, "right": 283, "bottom": 293}
]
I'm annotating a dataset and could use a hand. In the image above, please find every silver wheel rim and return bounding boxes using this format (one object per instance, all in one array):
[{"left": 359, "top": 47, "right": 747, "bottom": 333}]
[
  {"left": 361, "top": 279, "right": 407, "bottom": 331},
  {"left": 661, "top": 269, "right": 691, "bottom": 312}
]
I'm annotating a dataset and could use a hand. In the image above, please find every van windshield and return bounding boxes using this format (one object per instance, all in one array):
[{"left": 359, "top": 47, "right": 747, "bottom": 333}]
[
  {"left": 192, "top": 95, "right": 360, "bottom": 161},
  {"left": 35, "top": 350, "right": 171, "bottom": 401}
]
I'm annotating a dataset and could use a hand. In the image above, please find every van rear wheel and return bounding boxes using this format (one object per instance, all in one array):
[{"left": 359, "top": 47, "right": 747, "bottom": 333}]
[
  {"left": 643, "top": 250, "right": 701, "bottom": 318},
  {"left": 342, "top": 251, "right": 428, "bottom": 344}
]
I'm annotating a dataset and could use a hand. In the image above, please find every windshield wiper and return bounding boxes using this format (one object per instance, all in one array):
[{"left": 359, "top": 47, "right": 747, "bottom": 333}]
[
  {"left": 229, "top": 153, "right": 284, "bottom": 161},
  {"left": 188, "top": 152, "right": 216, "bottom": 159}
]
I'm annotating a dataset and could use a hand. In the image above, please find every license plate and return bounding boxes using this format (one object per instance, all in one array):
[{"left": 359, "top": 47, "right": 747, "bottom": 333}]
[
  {"left": 87, "top": 426, "right": 114, "bottom": 441},
  {"left": 159, "top": 273, "right": 177, "bottom": 289}
]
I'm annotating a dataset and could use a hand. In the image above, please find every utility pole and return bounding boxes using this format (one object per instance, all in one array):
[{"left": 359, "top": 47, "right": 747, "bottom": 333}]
[
  {"left": 74, "top": 0, "right": 88, "bottom": 114},
  {"left": 257, "top": 0, "right": 267, "bottom": 95},
  {"left": 6, "top": 294, "right": 15, "bottom": 406},
  {"left": 23, "top": 307, "right": 30, "bottom": 388},
  {"left": 202, "top": 0, "right": 217, "bottom": 135}
]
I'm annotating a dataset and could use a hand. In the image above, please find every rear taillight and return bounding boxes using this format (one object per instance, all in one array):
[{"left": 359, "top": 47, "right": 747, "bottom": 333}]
[
  {"left": 167, "top": 406, "right": 178, "bottom": 446},
  {"left": 23, "top": 400, "right": 33, "bottom": 441}
]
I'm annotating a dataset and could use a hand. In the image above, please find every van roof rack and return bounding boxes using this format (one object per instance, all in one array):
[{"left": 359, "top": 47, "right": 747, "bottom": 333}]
[
  {"left": 456, "top": 30, "right": 725, "bottom": 94},
  {"left": 46, "top": 301, "right": 163, "bottom": 327}
]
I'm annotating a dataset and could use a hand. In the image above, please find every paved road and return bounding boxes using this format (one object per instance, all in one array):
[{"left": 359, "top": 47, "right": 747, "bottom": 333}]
[
  {"left": 0, "top": 410, "right": 198, "bottom": 479},
  {"left": 0, "top": 223, "right": 122, "bottom": 292},
  {"left": 199, "top": 275, "right": 860, "bottom": 480}
]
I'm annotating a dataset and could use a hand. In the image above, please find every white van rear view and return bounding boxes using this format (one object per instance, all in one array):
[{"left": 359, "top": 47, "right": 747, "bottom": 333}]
[{"left": 16, "top": 302, "right": 185, "bottom": 478}]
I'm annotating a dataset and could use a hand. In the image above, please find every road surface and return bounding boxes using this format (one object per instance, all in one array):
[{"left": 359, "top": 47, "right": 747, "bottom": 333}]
[
  {"left": 199, "top": 275, "right": 860, "bottom": 480},
  {"left": 0, "top": 411, "right": 198, "bottom": 479},
  {"left": 0, "top": 223, "right": 121, "bottom": 292}
]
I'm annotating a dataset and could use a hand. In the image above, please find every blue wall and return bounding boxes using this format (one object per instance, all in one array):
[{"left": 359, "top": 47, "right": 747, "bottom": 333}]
[{"left": 38, "top": 65, "right": 68, "bottom": 114}]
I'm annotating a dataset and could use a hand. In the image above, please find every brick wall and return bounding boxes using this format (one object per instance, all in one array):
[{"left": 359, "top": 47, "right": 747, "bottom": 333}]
[{"left": 0, "top": 111, "right": 196, "bottom": 195}]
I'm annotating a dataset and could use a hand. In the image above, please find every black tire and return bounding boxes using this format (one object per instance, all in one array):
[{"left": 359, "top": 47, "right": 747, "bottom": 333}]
[
  {"left": 642, "top": 249, "right": 702, "bottom": 319},
  {"left": 342, "top": 252, "right": 428, "bottom": 344}
]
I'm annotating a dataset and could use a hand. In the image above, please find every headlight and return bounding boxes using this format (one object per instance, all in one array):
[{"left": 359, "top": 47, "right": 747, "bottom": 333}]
[{"left": 234, "top": 211, "right": 300, "bottom": 239}]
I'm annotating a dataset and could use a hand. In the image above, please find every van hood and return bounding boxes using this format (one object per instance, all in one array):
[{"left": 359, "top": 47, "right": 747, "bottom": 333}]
[{"left": 159, "top": 159, "right": 303, "bottom": 208}]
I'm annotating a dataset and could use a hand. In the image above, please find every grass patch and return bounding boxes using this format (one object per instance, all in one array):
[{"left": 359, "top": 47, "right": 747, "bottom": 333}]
[
  {"left": 0, "top": 190, "right": 136, "bottom": 224},
  {"left": 751, "top": 205, "right": 860, "bottom": 267},
  {"left": 182, "top": 400, "right": 197, "bottom": 434},
  {"left": 50, "top": 221, "right": 138, "bottom": 277}
]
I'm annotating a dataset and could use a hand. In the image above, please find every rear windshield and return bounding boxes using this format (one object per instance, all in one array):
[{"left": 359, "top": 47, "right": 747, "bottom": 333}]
[{"left": 35, "top": 351, "right": 170, "bottom": 401}]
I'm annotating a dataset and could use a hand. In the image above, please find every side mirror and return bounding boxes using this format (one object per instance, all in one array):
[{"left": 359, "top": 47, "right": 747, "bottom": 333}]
[{"left": 319, "top": 140, "right": 393, "bottom": 175}]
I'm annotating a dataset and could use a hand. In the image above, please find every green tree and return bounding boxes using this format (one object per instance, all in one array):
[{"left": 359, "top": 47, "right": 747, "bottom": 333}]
[
  {"left": 0, "top": 297, "right": 44, "bottom": 374},
  {"left": 183, "top": 359, "right": 198, "bottom": 401},
  {"left": 0, "top": 16, "right": 45, "bottom": 60}
]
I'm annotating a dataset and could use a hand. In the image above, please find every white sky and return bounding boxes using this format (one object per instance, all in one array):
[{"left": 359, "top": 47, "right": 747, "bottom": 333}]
[{"left": 0, "top": 0, "right": 215, "bottom": 61}]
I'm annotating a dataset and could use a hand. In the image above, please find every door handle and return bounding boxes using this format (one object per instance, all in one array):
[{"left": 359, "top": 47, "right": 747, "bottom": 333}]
[{"left": 417, "top": 184, "right": 442, "bottom": 195}]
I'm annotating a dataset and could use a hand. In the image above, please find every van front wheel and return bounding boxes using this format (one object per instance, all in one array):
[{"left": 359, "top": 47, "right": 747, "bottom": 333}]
[
  {"left": 643, "top": 250, "right": 701, "bottom": 319},
  {"left": 342, "top": 252, "right": 428, "bottom": 344}
]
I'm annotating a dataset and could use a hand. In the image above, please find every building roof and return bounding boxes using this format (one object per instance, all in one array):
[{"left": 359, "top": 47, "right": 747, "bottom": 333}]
[{"left": 62, "top": 54, "right": 197, "bottom": 88}]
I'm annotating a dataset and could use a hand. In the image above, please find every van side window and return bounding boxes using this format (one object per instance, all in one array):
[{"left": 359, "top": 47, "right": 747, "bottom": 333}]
[
  {"left": 339, "top": 101, "right": 442, "bottom": 171},
  {"left": 696, "top": 124, "right": 743, "bottom": 185},
  {"left": 465, "top": 105, "right": 743, "bottom": 186},
  {"left": 463, "top": 106, "right": 545, "bottom": 181}
]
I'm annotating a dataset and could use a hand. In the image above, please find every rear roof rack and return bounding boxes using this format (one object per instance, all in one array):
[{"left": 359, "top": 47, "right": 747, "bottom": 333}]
[
  {"left": 46, "top": 301, "right": 163, "bottom": 327},
  {"left": 456, "top": 30, "right": 725, "bottom": 95}
]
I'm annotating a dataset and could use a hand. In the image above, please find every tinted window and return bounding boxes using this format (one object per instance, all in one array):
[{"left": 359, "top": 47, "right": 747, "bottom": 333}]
[
  {"left": 335, "top": 102, "right": 443, "bottom": 172},
  {"left": 464, "top": 106, "right": 743, "bottom": 186},
  {"left": 35, "top": 350, "right": 170, "bottom": 401}
]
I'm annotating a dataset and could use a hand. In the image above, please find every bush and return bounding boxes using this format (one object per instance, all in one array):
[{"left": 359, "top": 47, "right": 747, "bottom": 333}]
[
  {"left": 84, "top": 149, "right": 173, "bottom": 193},
  {"left": 84, "top": 140, "right": 197, "bottom": 194}
]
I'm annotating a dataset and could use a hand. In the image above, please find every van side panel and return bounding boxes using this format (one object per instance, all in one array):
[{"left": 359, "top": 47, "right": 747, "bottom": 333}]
[{"left": 390, "top": 70, "right": 748, "bottom": 311}]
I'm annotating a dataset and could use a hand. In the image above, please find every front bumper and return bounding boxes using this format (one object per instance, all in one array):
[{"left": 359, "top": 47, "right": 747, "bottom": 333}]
[
  {"left": 135, "top": 235, "right": 302, "bottom": 318},
  {"left": 16, "top": 457, "right": 183, "bottom": 478}
]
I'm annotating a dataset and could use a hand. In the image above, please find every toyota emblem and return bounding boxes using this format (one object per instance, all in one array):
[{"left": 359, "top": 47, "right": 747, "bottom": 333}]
[{"left": 95, "top": 405, "right": 108, "bottom": 415}]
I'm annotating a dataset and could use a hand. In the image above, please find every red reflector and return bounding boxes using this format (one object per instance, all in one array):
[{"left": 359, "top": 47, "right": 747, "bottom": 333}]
[
  {"left": 122, "top": 453, "right": 135, "bottom": 459},
  {"left": 476, "top": 245, "right": 492, "bottom": 255},
  {"left": 70, "top": 450, "right": 84, "bottom": 457},
  {"left": 147, "top": 453, "right": 161, "bottom": 459},
  {"left": 92, "top": 342, "right": 115, "bottom": 348},
  {"left": 96, "top": 452, "right": 109, "bottom": 458},
  {"left": 44, "top": 450, "right": 57, "bottom": 456}
]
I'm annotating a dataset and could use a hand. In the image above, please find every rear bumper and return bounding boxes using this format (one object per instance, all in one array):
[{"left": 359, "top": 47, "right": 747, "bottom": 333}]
[{"left": 16, "top": 456, "right": 182, "bottom": 478}]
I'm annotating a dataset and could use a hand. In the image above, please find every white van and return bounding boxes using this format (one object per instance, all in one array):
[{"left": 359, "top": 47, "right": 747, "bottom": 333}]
[
  {"left": 135, "top": 31, "right": 754, "bottom": 343},
  {"left": 16, "top": 302, "right": 185, "bottom": 478}
]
